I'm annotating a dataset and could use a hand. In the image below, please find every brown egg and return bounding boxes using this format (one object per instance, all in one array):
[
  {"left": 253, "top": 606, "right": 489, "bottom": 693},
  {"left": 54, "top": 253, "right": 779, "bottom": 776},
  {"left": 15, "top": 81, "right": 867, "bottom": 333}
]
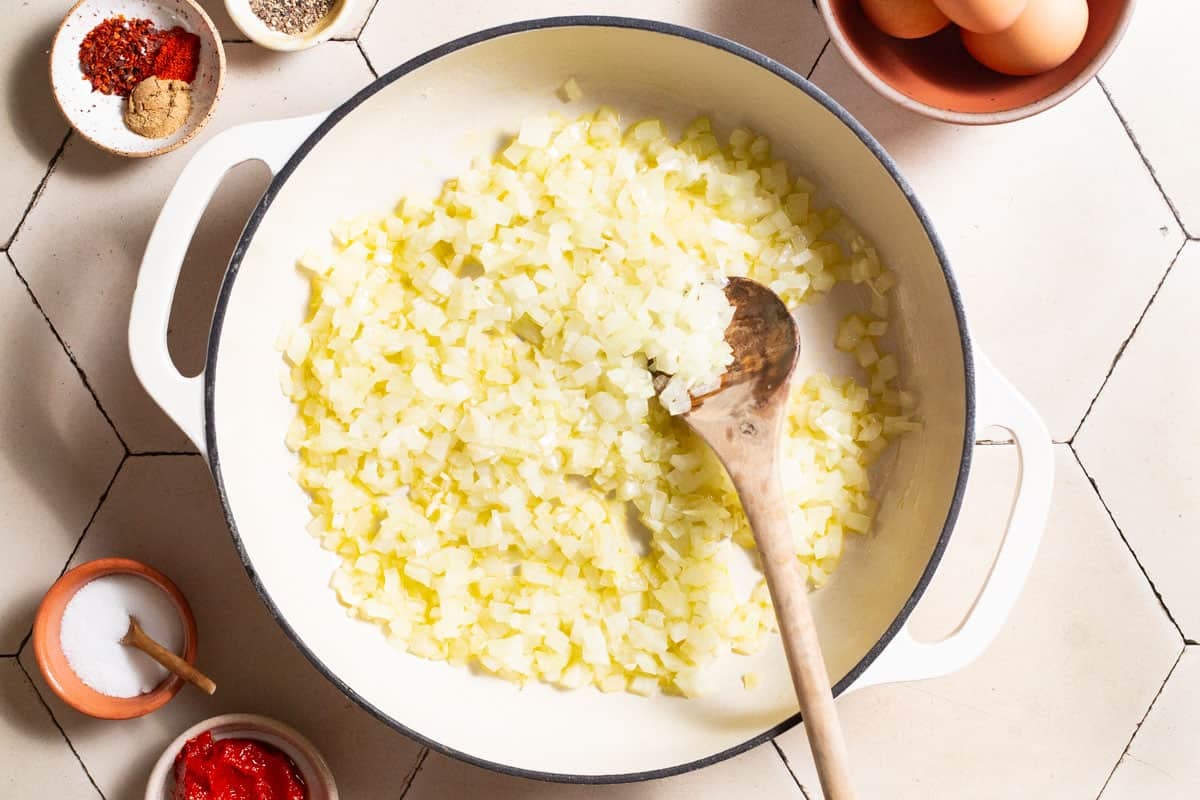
[
  {"left": 962, "top": 0, "right": 1089, "bottom": 76},
  {"left": 860, "top": 0, "right": 951, "bottom": 39},
  {"left": 934, "top": 0, "right": 1027, "bottom": 34}
]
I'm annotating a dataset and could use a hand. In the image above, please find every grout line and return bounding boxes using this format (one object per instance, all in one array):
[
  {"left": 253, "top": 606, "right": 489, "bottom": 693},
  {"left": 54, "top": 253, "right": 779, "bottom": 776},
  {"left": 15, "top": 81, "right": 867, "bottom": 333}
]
[
  {"left": 349, "top": 0, "right": 387, "bottom": 78},
  {"left": 1068, "top": 238, "right": 1187, "bottom": 444},
  {"left": 222, "top": 37, "right": 252, "bottom": 44},
  {"left": 16, "top": 455, "right": 127, "bottom": 660},
  {"left": 356, "top": 38, "right": 379, "bottom": 80},
  {"left": 4, "top": 253, "right": 130, "bottom": 453},
  {"left": 14, "top": 658, "right": 108, "bottom": 799},
  {"left": 4, "top": 130, "right": 71, "bottom": 250},
  {"left": 56, "top": 455, "right": 126, "bottom": 570},
  {"left": 771, "top": 739, "right": 814, "bottom": 799},
  {"left": 1094, "top": 645, "right": 1184, "bottom": 800},
  {"left": 397, "top": 748, "right": 430, "bottom": 799},
  {"left": 1069, "top": 445, "right": 1187, "bottom": 642},
  {"left": 1097, "top": 77, "right": 1192, "bottom": 240},
  {"left": 338, "top": 0, "right": 384, "bottom": 44},
  {"left": 330, "top": 0, "right": 381, "bottom": 43},
  {"left": 351, "top": 0, "right": 383, "bottom": 42},
  {"left": 806, "top": 39, "right": 830, "bottom": 82}
]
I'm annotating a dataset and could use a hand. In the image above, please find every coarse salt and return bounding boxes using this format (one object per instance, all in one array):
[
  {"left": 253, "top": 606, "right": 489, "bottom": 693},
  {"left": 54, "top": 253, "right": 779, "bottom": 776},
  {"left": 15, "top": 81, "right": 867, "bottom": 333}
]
[{"left": 59, "top": 574, "right": 184, "bottom": 698}]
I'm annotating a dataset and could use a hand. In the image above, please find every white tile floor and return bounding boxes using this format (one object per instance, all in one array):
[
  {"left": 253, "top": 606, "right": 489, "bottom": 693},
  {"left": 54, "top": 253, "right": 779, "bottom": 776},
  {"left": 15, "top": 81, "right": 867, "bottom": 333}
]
[
  {"left": 1101, "top": 649, "right": 1200, "bottom": 800},
  {"left": 1, "top": 2, "right": 1196, "bottom": 798},
  {"left": 1076, "top": 241, "right": 1200, "bottom": 641}
]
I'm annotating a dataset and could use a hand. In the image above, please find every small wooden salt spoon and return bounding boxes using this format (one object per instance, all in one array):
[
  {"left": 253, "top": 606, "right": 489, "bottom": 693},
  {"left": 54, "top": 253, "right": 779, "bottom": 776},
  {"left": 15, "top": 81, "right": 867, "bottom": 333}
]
[
  {"left": 667, "top": 277, "right": 856, "bottom": 799},
  {"left": 121, "top": 616, "right": 216, "bottom": 696}
]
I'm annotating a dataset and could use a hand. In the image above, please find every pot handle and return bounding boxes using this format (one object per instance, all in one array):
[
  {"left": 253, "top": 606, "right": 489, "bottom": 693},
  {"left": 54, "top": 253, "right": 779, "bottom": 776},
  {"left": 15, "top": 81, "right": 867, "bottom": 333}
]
[
  {"left": 129, "top": 113, "right": 328, "bottom": 457},
  {"left": 851, "top": 350, "right": 1053, "bottom": 690}
]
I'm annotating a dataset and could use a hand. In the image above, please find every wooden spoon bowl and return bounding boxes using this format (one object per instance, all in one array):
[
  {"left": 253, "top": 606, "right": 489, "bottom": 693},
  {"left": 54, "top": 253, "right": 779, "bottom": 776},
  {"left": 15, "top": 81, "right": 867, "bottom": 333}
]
[{"left": 676, "top": 278, "right": 855, "bottom": 798}]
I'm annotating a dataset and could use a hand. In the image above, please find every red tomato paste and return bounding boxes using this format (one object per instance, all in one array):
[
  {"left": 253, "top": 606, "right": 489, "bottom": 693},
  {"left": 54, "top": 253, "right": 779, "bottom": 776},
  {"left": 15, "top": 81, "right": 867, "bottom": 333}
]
[{"left": 173, "top": 731, "right": 307, "bottom": 800}]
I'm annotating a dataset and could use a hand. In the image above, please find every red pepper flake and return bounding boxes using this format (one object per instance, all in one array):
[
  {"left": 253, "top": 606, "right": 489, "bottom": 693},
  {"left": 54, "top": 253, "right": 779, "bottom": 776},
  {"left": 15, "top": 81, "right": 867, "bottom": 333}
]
[
  {"left": 173, "top": 731, "right": 308, "bottom": 800},
  {"left": 153, "top": 27, "right": 201, "bottom": 83},
  {"left": 78, "top": 16, "right": 163, "bottom": 97}
]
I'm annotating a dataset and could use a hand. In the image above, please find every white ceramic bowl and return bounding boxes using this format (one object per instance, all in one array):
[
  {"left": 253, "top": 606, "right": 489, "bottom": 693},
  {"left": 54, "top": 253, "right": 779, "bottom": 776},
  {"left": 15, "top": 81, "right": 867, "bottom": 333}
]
[
  {"left": 50, "top": 0, "right": 224, "bottom": 158},
  {"left": 145, "top": 713, "right": 337, "bottom": 799},
  {"left": 223, "top": 0, "right": 358, "bottom": 51},
  {"left": 130, "top": 18, "right": 1054, "bottom": 783}
]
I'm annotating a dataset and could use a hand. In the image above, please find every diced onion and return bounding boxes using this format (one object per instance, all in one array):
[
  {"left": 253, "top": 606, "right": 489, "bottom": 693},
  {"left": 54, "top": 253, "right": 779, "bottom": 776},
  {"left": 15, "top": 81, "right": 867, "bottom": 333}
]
[{"left": 285, "top": 109, "right": 917, "bottom": 697}]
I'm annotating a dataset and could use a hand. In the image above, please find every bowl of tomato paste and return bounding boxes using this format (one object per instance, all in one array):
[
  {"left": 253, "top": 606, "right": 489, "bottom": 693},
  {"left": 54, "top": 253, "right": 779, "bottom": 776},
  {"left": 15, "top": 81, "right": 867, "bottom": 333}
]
[{"left": 146, "top": 714, "right": 337, "bottom": 800}]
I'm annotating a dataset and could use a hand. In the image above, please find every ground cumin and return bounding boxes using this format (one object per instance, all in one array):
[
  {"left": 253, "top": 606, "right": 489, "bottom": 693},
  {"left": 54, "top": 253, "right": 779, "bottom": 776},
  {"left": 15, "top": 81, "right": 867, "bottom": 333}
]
[{"left": 124, "top": 77, "right": 192, "bottom": 139}]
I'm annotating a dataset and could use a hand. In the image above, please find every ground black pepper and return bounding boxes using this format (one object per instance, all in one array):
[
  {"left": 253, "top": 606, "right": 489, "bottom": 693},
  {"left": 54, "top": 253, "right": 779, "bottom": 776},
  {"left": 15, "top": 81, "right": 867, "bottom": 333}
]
[{"left": 249, "top": 0, "right": 336, "bottom": 35}]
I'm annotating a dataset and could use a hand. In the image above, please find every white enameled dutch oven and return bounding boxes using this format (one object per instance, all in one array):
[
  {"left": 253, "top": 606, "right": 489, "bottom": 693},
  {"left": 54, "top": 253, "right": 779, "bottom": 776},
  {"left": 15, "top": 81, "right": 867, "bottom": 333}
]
[{"left": 129, "top": 17, "right": 1053, "bottom": 783}]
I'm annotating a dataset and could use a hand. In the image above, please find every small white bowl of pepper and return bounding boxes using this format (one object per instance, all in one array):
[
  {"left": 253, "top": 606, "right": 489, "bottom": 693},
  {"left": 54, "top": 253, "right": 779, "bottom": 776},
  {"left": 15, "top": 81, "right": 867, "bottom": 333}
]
[{"left": 224, "top": 0, "right": 358, "bottom": 51}]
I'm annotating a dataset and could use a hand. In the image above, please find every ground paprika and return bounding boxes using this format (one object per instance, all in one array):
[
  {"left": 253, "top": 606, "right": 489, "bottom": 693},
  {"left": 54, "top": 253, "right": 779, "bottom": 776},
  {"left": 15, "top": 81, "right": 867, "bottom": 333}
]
[{"left": 153, "top": 27, "right": 201, "bottom": 83}]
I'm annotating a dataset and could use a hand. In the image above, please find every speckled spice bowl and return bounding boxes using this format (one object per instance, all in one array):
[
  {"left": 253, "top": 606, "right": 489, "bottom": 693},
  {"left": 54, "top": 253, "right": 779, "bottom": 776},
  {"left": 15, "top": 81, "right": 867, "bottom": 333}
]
[
  {"left": 223, "top": 0, "right": 359, "bottom": 51},
  {"left": 50, "top": 0, "right": 225, "bottom": 157},
  {"left": 145, "top": 714, "right": 339, "bottom": 800},
  {"left": 32, "top": 557, "right": 199, "bottom": 719},
  {"left": 817, "top": 0, "right": 1136, "bottom": 124}
]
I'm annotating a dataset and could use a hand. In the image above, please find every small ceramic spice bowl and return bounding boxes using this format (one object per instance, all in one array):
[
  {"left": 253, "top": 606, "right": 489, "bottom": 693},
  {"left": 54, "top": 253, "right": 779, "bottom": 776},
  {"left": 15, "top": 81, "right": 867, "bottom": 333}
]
[
  {"left": 32, "top": 558, "right": 198, "bottom": 719},
  {"left": 50, "top": 0, "right": 225, "bottom": 157},
  {"left": 224, "top": 0, "right": 359, "bottom": 51},
  {"left": 146, "top": 714, "right": 339, "bottom": 800}
]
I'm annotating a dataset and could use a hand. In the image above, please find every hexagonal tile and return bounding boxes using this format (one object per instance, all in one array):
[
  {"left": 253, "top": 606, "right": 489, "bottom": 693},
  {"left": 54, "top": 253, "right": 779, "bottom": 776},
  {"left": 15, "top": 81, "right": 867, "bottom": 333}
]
[
  {"left": 1101, "top": 2, "right": 1199, "bottom": 236},
  {"left": 199, "top": 0, "right": 379, "bottom": 43},
  {"left": 0, "top": 0, "right": 70, "bottom": 243},
  {"left": 776, "top": 445, "right": 1182, "bottom": 798},
  {"left": 807, "top": 51, "right": 1183, "bottom": 441},
  {"left": 10, "top": 42, "right": 373, "bottom": 453},
  {"left": 1076, "top": 241, "right": 1199, "bottom": 638},
  {"left": 360, "top": 0, "right": 827, "bottom": 77},
  {"left": 1101, "top": 646, "right": 1200, "bottom": 799},
  {"left": 18, "top": 455, "right": 422, "bottom": 799},
  {"left": 404, "top": 742, "right": 805, "bottom": 799},
  {"left": 0, "top": 257, "right": 123, "bottom": 653},
  {"left": 0, "top": 658, "right": 99, "bottom": 798}
]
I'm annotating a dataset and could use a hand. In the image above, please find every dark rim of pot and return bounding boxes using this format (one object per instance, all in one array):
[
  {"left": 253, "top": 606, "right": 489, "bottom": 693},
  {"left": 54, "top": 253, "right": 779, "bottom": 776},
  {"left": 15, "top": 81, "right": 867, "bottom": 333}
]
[{"left": 204, "top": 15, "right": 976, "bottom": 785}]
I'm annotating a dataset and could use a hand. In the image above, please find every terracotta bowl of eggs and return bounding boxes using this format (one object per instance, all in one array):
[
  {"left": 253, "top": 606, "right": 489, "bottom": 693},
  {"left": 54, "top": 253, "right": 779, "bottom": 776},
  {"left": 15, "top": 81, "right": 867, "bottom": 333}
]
[
  {"left": 32, "top": 558, "right": 198, "bottom": 719},
  {"left": 817, "top": 0, "right": 1136, "bottom": 124}
]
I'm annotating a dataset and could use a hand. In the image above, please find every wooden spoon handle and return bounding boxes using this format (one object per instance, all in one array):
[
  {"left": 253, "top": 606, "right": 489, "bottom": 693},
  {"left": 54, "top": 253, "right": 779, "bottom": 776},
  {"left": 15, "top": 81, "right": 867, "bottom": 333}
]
[
  {"left": 738, "top": 467, "right": 856, "bottom": 800},
  {"left": 124, "top": 621, "right": 216, "bottom": 696}
]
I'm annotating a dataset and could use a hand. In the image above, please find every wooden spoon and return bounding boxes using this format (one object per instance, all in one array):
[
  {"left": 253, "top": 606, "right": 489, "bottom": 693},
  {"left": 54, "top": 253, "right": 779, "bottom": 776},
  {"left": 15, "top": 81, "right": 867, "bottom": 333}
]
[
  {"left": 121, "top": 616, "right": 216, "bottom": 696},
  {"left": 670, "top": 277, "right": 855, "bottom": 799}
]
